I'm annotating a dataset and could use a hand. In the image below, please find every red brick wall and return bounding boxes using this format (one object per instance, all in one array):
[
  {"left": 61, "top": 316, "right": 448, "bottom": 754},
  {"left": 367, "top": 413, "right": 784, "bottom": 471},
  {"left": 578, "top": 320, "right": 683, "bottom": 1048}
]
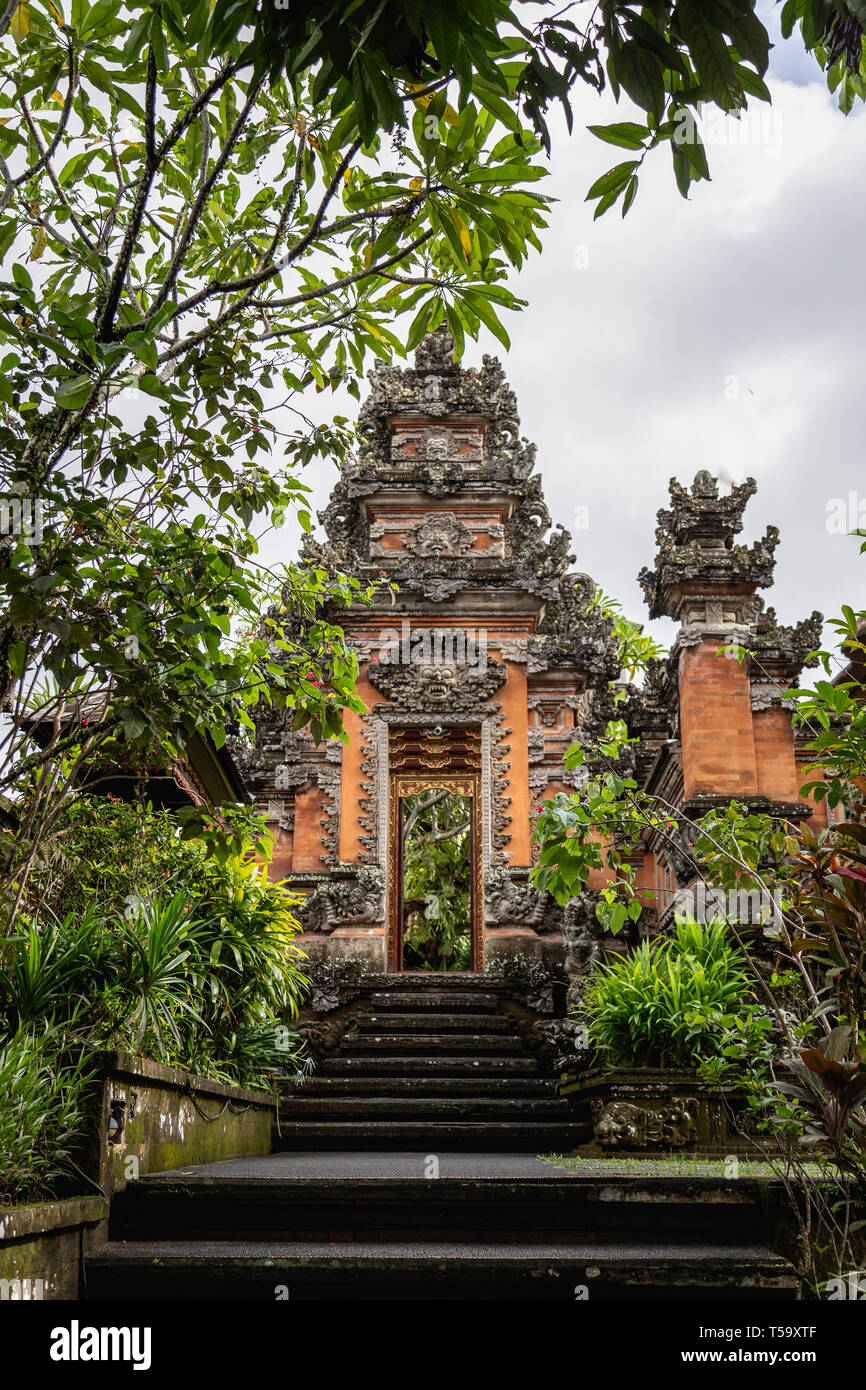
[
  {"left": 679, "top": 640, "right": 757, "bottom": 800},
  {"left": 292, "top": 783, "right": 326, "bottom": 872},
  {"left": 753, "top": 706, "right": 801, "bottom": 804}
]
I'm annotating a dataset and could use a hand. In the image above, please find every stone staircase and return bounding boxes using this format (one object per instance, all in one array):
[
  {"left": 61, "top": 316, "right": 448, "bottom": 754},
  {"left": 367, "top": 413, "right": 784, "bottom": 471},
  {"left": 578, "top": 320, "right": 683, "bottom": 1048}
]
[
  {"left": 83, "top": 975, "right": 800, "bottom": 1300},
  {"left": 275, "top": 973, "right": 590, "bottom": 1152},
  {"left": 86, "top": 1163, "right": 799, "bottom": 1300}
]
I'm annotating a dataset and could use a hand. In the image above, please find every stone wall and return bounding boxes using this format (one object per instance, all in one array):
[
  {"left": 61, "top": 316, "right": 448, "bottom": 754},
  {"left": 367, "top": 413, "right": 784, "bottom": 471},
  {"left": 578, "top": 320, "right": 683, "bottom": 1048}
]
[
  {"left": 86, "top": 1052, "right": 275, "bottom": 1197},
  {"left": 0, "top": 1197, "right": 107, "bottom": 1300},
  {"left": 0, "top": 1054, "right": 276, "bottom": 1301}
]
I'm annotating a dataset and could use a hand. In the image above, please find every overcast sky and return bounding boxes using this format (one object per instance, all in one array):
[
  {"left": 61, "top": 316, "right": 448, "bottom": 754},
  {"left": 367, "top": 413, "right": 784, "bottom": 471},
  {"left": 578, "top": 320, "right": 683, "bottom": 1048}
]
[{"left": 261, "top": 7, "right": 866, "bottom": 668}]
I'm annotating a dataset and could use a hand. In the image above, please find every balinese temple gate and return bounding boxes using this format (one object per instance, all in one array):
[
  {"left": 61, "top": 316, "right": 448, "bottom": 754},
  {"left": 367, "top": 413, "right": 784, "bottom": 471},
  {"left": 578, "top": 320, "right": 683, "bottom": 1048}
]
[
  {"left": 244, "top": 326, "right": 620, "bottom": 979},
  {"left": 242, "top": 326, "right": 822, "bottom": 992}
]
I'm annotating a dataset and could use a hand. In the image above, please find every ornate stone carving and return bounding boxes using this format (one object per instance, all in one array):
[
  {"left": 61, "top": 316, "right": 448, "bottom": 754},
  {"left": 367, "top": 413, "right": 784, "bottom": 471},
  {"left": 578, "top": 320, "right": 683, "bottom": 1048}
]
[
  {"left": 403, "top": 512, "right": 475, "bottom": 559},
  {"left": 299, "top": 957, "right": 366, "bottom": 1013},
  {"left": 492, "top": 953, "right": 557, "bottom": 1013},
  {"left": 533, "top": 573, "right": 620, "bottom": 682},
  {"left": 368, "top": 656, "right": 507, "bottom": 711},
  {"left": 483, "top": 865, "right": 561, "bottom": 935},
  {"left": 746, "top": 602, "right": 823, "bottom": 688},
  {"left": 497, "top": 638, "right": 528, "bottom": 662},
  {"left": 593, "top": 1097, "right": 699, "bottom": 1149},
  {"left": 639, "top": 470, "right": 780, "bottom": 622},
  {"left": 296, "top": 866, "right": 385, "bottom": 935},
  {"left": 396, "top": 567, "right": 469, "bottom": 603},
  {"left": 391, "top": 423, "right": 483, "bottom": 468}
]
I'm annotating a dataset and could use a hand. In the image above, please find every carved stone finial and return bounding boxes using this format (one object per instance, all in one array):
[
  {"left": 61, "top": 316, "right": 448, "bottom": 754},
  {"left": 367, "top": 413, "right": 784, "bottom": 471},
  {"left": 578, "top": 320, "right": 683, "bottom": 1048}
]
[
  {"left": 746, "top": 602, "right": 823, "bottom": 697},
  {"left": 639, "top": 471, "right": 779, "bottom": 621},
  {"left": 663, "top": 470, "right": 757, "bottom": 548},
  {"left": 414, "top": 325, "right": 456, "bottom": 371}
]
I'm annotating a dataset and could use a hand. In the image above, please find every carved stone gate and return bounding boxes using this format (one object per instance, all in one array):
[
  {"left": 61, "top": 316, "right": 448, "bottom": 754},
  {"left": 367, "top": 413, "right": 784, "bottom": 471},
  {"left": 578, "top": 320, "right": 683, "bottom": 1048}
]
[{"left": 241, "top": 326, "right": 620, "bottom": 975}]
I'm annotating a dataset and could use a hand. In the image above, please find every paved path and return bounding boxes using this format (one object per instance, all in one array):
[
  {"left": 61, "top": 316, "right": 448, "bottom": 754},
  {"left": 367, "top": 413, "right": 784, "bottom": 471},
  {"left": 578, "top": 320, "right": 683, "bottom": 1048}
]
[
  {"left": 155, "top": 1151, "right": 563, "bottom": 1179},
  {"left": 149, "top": 1151, "right": 776, "bottom": 1181}
]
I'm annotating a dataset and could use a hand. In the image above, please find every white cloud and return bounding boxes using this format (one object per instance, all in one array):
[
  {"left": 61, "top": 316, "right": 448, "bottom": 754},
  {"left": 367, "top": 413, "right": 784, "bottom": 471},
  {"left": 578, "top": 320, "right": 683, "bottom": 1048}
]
[{"left": 263, "top": 63, "right": 866, "bottom": 671}]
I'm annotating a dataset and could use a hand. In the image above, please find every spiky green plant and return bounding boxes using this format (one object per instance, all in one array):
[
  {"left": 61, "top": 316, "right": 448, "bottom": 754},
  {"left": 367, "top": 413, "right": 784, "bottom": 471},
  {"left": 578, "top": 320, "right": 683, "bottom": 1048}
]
[
  {"left": 0, "top": 1026, "right": 95, "bottom": 1205},
  {"left": 584, "top": 919, "right": 760, "bottom": 1069}
]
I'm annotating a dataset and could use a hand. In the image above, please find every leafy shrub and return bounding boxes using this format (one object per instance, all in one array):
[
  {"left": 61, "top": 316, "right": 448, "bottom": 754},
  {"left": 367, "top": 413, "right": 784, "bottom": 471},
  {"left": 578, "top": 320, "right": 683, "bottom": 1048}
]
[
  {"left": 113, "top": 893, "right": 209, "bottom": 1057},
  {"left": 3, "top": 803, "right": 312, "bottom": 1083},
  {"left": 19, "top": 798, "right": 205, "bottom": 926},
  {"left": 584, "top": 919, "right": 768, "bottom": 1069},
  {"left": 0, "top": 1026, "right": 96, "bottom": 1205},
  {"left": 0, "top": 804, "right": 313, "bottom": 1199},
  {"left": 0, "top": 903, "right": 112, "bottom": 1030}
]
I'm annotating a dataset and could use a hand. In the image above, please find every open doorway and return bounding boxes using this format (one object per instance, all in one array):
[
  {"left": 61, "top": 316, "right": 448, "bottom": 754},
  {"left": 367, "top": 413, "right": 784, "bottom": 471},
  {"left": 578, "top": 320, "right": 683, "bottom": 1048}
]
[
  {"left": 389, "top": 772, "right": 481, "bottom": 972},
  {"left": 400, "top": 788, "right": 472, "bottom": 970}
]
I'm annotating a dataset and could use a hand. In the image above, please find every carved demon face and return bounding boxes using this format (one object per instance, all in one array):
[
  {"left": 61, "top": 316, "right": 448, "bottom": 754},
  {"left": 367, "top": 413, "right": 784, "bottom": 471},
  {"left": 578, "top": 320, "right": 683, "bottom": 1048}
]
[{"left": 417, "top": 663, "right": 457, "bottom": 703}]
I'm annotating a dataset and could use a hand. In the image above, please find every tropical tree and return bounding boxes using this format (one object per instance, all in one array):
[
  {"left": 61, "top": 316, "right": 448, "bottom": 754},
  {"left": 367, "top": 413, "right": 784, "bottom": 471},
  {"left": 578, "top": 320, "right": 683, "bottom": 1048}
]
[
  {"left": 0, "top": 0, "right": 554, "bottom": 919},
  {"left": 1, "top": 0, "right": 863, "bottom": 922}
]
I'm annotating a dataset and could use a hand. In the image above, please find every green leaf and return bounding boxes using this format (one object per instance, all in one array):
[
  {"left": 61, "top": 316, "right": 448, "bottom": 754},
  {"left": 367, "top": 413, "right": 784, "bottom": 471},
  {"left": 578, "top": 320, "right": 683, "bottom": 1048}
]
[
  {"left": 586, "top": 160, "right": 638, "bottom": 202},
  {"left": 120, "top": 707, "right": 147, "bottom": 739},
  {"left": 8, "top": 641, "right": 26, "bottom": 678},
  {"left": 462, "top": 288, "right": 510, "bottom": 349},
  {"left": 55, "top": 375, "right": 94, "bottom": 410},
  {"left": 430, "top": 202, "right": 470, "bottom": 270},
  {"left": 676, "top": 0, "right": 745, "bottom": 112},
  {"left": 588, "top": 122, "right": 648, "bottom": 150},
  {"left": 671, "top": 143, "right": 692, "bottom": 198},
  {"left": 613, "top": 42, "right": 666, "bottom": 118},
  {"left": 622, "top": 11, "right": 689, "bottom": 76}
]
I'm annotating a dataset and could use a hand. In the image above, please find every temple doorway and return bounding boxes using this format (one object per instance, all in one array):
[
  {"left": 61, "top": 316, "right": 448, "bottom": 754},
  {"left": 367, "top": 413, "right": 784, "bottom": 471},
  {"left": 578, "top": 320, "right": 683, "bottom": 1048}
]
[
  {"left": 401, "top": 788, "right": 472, "bottom": 970},
  {"left": 389, "top": 769, "right": 482, "bottom": 972}
]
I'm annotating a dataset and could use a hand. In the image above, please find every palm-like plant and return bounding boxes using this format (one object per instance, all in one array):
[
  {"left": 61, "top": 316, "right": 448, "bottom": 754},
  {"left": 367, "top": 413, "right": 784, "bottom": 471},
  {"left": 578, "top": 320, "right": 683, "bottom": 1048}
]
[
  {"left": 0, "top": 1024, "right": 95, "bottom": 1204},
  {"left": 117, "top": 893, "right": 207, "bottom": 1057},
  {"left": 0, "top": 903, "right": 110, "bottom": 1028},
  {"left": 192, "top": 855, "right": 307, "bottom": 1025}
]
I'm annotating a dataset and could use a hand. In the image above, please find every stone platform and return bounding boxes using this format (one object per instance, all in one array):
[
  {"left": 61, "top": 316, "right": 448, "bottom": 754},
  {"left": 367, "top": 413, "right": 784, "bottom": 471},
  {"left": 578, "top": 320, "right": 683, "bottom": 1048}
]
[{"left": 86, "top": 1150, "right": 798, "bottom": 1301}]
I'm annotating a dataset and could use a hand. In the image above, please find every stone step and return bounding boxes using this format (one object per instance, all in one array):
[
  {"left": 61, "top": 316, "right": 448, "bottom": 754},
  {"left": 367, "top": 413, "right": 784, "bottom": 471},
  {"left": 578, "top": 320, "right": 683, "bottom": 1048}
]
[
  {"left": 284, "top": 1076, "right": 556, "bottom": 1098},
  {"left": 109, "top": 1175, "right": 776, "bottom": 1246},
  {"left": 338, "top": 1033, "right": 525, "bottom": 1054},
  {"left": 278, "top": 1096, "right": 571, "bottom": 1119},
  {"left": 317, "top": 1055, "right": 540, "bottom": 1076},
  {"left": 360, "top": 973, "right": 505, "bottom": 991},
  {"left": 355, "top": 1012, "right": 513, "bottom": 1034},
  {"left": 86, "top": 1239, "right": 798, "bottom": 1301},
  {"left": 368, "top": 991, "right": 500, "bottom": 1011},
  {"left": 272, "top": 1120, "right": 588, "bottom": 1150}
]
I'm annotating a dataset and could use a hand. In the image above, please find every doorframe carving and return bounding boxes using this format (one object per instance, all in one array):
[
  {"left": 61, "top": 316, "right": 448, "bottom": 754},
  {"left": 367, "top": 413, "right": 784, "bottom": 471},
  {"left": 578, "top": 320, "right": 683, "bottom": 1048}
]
[{"left": 388, "top": 770, "right": 483, "bottom": 973}]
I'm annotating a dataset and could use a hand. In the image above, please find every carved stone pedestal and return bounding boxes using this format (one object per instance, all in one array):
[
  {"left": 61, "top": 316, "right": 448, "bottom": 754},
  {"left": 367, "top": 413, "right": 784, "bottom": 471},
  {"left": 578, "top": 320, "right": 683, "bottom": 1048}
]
[{"left": 563, "top": 1068, "right": 753, "bottom": 1156}]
